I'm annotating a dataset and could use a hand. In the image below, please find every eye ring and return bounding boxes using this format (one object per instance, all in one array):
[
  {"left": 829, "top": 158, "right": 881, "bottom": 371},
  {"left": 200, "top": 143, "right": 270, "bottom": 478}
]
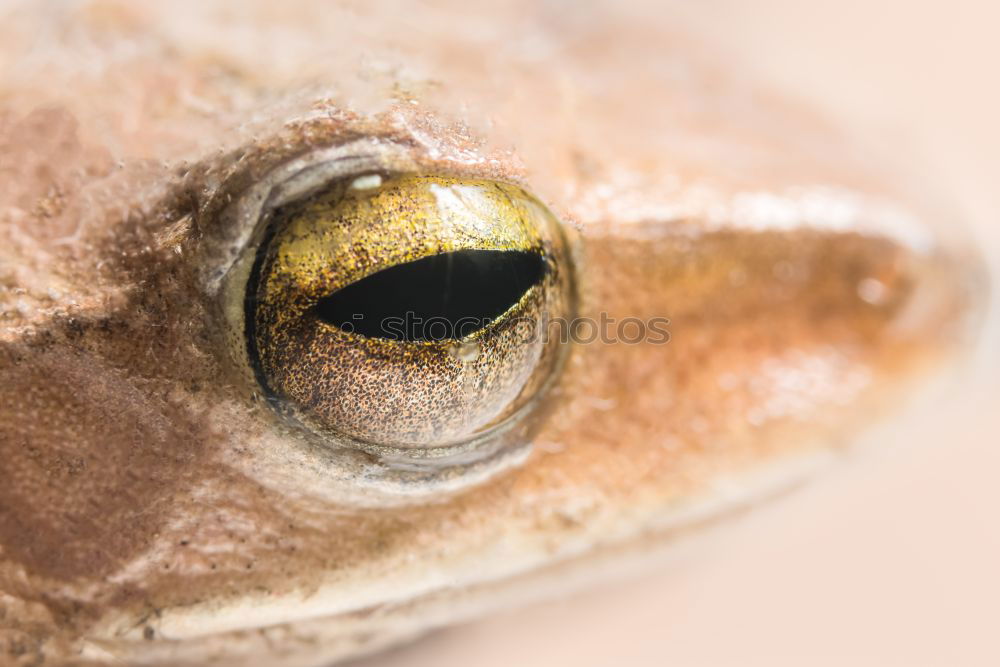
[{"left": 205, "top": 138, "right": 576, "bottom": 483}]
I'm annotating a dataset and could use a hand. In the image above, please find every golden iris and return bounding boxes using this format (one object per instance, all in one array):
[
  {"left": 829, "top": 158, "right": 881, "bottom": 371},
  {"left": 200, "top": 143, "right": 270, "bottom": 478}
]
[{"left": 245, "top": 174, "right": 572, "bottom": 451}]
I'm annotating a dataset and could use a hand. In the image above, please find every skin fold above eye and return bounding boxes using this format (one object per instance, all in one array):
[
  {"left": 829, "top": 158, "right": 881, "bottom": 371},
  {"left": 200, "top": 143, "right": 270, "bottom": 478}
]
[{"left": 0, "top": 2, "right": 986, "bottom": 666}]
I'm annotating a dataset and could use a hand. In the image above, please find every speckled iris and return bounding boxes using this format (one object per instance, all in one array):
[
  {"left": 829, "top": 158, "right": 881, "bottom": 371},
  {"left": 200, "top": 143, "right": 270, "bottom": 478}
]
[{"left": 247, "top": 175, "right": 572, "bottom": 449}]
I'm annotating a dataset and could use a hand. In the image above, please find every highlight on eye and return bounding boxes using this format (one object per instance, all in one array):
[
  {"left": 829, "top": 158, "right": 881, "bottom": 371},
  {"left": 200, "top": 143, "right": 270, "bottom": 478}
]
[{"left": 244, "top": 174, "right": 573, "bottom": 451}]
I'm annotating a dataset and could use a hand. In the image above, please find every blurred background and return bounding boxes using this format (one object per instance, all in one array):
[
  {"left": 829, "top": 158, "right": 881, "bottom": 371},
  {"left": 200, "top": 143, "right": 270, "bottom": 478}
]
[{"left": 360, "top": 1, "right": 999, "bottom": 665}]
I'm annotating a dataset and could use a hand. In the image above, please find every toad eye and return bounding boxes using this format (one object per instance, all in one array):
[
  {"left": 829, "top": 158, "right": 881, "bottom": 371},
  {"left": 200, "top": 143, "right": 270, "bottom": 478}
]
[{"left": 231, "top": 173, "right": 573, "bottom": 459}]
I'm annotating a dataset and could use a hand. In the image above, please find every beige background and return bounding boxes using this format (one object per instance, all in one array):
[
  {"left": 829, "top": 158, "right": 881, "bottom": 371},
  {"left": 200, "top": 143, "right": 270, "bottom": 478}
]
[{"left": 360, "top": 1, "right": 1000, "bottom": 665}]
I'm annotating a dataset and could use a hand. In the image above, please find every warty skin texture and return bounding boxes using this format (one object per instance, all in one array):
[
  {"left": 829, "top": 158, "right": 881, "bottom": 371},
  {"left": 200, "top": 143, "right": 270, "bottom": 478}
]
[{"left": 0, "top": 1, "right": 984, "bottom": 665}]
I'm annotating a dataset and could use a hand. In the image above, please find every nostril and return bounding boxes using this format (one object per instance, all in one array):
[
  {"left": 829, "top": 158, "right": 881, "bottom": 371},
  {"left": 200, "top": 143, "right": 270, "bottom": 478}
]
[{"left": 896, "top": 244, "right": 988, "bottom": 347}]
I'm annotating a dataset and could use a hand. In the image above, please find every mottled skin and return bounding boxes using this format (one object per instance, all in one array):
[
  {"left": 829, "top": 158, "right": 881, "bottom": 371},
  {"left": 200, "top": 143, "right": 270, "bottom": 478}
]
[{"left": 0, "top": 1, "right": 983, "bottom": 666}]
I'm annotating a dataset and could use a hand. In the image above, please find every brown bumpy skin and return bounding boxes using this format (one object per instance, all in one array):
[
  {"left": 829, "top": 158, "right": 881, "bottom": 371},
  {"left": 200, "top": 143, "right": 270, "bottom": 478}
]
[{"left": 0, "top": 1, "right": 983, "bottom": 665}]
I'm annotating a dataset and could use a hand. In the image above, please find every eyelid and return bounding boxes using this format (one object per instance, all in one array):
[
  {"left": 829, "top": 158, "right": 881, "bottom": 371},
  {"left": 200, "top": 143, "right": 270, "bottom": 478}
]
[
  {"left": 197, "top": 138, "right": 419, "bottom": 298},
  {"left": 192, "top": 125, "right": 534, "bottom": 299}
]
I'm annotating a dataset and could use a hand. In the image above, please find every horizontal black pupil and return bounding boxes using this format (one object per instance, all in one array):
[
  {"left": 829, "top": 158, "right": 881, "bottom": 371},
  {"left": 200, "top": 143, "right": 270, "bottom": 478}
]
[{"left": 314, "top": 249, "right": 545, "bottom": 342}]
